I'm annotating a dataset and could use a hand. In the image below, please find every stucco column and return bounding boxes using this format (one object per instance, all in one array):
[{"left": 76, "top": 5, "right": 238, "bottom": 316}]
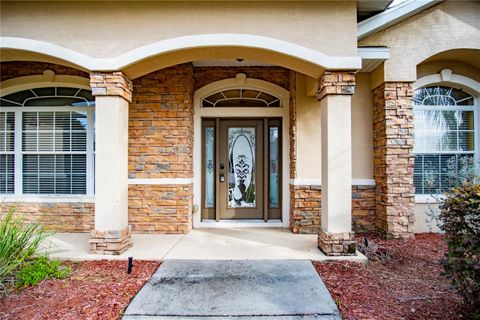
[
  {"left": 372, "top": 82, "right": 415, "bottom": 239},
  {"left": 89, "top": 72, "right": 133, "bottom": 255},
  {"left": 316, "top": 71, "right": 356, "bottom": 256}
]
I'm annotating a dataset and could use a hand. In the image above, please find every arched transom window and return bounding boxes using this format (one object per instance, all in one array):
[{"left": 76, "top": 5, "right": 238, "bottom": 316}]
[
  {"left": 201, "top": 88, "right": 281, "bottom": 108},
  {"left": 1, "top": 87, "right": 95, "bottom": 107},
  {"left": 0, "top": 87, "right": 95, "bottom": 196},
  {"left": 413, "top": 86, "right": 476, "bottom": 194}
]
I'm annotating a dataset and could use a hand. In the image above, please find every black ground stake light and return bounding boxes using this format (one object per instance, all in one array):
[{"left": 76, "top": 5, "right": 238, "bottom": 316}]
[{"left": 128, "top": 257, "right": 134, "bottom": 274}]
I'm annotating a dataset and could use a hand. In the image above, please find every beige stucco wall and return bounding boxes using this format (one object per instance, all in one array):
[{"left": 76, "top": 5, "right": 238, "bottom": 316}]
[
  {"left": 0, "top": 1, "right": 357, "bottom": 58},
  {"left": 296, "top": 74, "right": 322, "bottom": 180},
  {"left": 417, "top": 60, "right": 480, "bottom": 84},
  {"left": 351, "top": 73, "right": 374, "bottom": 179},
  {"left": 360, "top": 1, "right": 480, "bottom": 81},
  {"left": 295, "top": 72, "right": 373, "bottom": 181},
  {"left": 414, "top": 203, "right": 442, "bottom": 233}
]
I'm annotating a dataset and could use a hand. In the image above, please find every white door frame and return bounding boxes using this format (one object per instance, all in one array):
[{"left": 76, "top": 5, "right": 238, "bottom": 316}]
[{"left": 193, "top": 74, "right": 290, "bottom": 228}]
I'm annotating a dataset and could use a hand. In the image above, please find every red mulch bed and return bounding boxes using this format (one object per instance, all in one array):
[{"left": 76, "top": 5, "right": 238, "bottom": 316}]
[
  {"left": 314, "top": 233, "right": 465, "bottom": 320},
  {"left": 0, "top": 260, "right": 160, "bottom": 320}
]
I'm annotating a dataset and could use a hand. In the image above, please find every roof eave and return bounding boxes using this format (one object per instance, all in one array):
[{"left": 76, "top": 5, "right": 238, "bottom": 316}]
[{"left": 357, "top": 0, "right": 444, "bottom": 41}]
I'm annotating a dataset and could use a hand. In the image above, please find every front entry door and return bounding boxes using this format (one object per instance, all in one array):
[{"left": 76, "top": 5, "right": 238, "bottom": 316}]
[
  {"left": 219, "top": 120, "right": 264, "bottom": 219},
  {"left": 201, "top": 118, "right": 282, "bottom": 221}
]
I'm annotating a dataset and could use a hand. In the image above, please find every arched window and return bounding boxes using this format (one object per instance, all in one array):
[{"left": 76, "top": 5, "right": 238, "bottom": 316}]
[
  {"left": 201, "top": 88, "right": 281, "bottom": 108},
  {"left": 413, "top": 86, "right": 476, "bottom": 194},
  {"left": 0, "top": 87, "right": 95, "bottom": 196},
  {"left": 1, "top": 87, "right": 95, "bottom": 107}
]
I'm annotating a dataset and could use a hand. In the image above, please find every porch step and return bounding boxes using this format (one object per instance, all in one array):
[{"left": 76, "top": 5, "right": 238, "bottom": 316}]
[{"left": 123, "top": 260, "right": 341, "bottom": 319}]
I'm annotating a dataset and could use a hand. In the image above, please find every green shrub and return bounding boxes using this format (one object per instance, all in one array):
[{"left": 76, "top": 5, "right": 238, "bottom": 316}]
[
  {"left": 439, "top": 183, "right": 480, "bottom": 315},
  {"left": 16, "top": 256, "right": 71, "bottom": 287},
  {"left": 0, "top": 205, "right": 53, "bottom": 295}
]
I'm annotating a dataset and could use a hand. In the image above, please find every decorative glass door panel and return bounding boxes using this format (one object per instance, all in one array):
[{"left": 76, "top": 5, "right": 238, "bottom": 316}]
[
  {"left": 269, "top": 126, "right": 279, "bottom": 208},
  {"left": 205, "top": 127, "right": 215, "bottom": 208},
  {"left": 220, "top": 120, "right": 263, "bottom": 219},
  {"left": 227, "top": 127, "right": 256, "bottom": 208}
]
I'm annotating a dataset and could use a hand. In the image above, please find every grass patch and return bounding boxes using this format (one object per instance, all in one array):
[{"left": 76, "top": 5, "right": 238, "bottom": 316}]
[{"left": 16, "top": 256, "right": 71, "bottom": 288}]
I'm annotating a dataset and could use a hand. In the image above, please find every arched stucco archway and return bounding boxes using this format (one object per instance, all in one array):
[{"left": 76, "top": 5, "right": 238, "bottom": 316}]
[{"left": 0, "top": 35, "right": 361, "bottom": 79}]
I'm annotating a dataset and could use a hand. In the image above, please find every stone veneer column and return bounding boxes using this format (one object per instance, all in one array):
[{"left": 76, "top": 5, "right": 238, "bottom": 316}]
[
  {"left": 372, "top": 83, "right": 415, "bottom": 239},
  {"left": 316, "top": 71, "right": 357, "bottom": 256},
  {"left": 89, "top": 72, "right": 133, "bottom": 255}
]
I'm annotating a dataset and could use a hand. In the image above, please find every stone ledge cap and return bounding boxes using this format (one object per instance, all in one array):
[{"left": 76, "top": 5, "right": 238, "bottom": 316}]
[
  {"left": 317, "top": 71, "right": 356, "bottom": 101},
  {"left": 90, "top": 71, "right": 133, "bottom": 102}
]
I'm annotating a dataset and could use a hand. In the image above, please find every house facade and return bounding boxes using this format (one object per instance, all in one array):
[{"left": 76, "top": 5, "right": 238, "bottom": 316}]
[{"left": 0, "top": 0, "right": 479, "bottom": 255}]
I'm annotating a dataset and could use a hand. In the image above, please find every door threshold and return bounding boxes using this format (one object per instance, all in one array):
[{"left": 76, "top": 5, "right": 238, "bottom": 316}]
[{"left": 197, "top": 219, "right": 284, "bottom": 228}]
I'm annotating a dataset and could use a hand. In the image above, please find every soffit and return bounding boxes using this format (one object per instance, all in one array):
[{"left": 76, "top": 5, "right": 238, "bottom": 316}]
[{"left": 357, "top": 0, "right": 393, "bottom": 22}]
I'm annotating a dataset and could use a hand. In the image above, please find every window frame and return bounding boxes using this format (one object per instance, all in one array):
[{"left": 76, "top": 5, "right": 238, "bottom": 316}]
[
  {"left": 201, "top": 87, "right": 283, "bottom": 108},
  {"left": 0, "top": 105, "right": 95, "bottom": 201},
  {"left": 413, "top": 86, "right": 478, "bottom": 200},
  {"left": 0, "top": 112, "right": 15, "bottom": 194}
]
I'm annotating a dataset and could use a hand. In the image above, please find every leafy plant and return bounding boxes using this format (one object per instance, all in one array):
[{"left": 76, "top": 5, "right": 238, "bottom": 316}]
[
  {"left": 424, "top": 156, "right": 479, "bottom": 230},
  {"left": 16, "top": 256, "right": 70, "bottom": 288},
  {"left": 439, "top": 183, "right": 480, "bottom": 316},
  {"left": 357, "top": 237, "right": 393, "bottom": 262},
  {"left": 0, "top": 205, "right": 51, "bottom": 295},
  {"left": 0, "top": 206, "right": 51, "bottom": 292}
]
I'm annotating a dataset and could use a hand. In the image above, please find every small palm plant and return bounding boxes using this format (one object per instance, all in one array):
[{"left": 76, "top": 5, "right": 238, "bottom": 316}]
[{"left": 0, "top": 205, "right": 51, "bottom": 295}]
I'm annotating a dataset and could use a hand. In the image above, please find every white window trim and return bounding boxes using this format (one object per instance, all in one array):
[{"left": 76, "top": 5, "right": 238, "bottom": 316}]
[
  {"left": 415, "top": 194, "right": 445, "bottom": 204},
  {"left": 1, "top": 194, "right": 94, "bottom": 203},
  {"left": 0, "top": 105, "right": 95, "bottom": 200},
  {"left": 413, "top": 72, "right": 479, "bottom": 202}
]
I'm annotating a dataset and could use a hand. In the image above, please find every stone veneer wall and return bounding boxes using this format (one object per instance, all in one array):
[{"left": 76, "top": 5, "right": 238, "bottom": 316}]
[
  {"left": 351, "top": 185, "right": 377, "bottom": 233},
  {"left": 372, "top": 82, "right": 415, "bottom": 239},
  {"left": 128, "top": 184, "right": 192, "bottom": 233},
  {"left": 0, "top": 62, "right": 89, "bottom": 82},
  {"left": 0, "top": 202, "right": 94, "bottom": 232},
  {"left": 128, "top": 64, "right": 194, "bottom": 233},
  {"left": 290, "top": 185, "right": 321, "bottom": 234},
  {"left": 289, "top": 71, "right": 297, "bottom": 180},
  {"left": 290, "top": 185, "right": 376, "bottom": 234},
  {"left": 193, "top": 66, "right": 290, "bottom": 90}
]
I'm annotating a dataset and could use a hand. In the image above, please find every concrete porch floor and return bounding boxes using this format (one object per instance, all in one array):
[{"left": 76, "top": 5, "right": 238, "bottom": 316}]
[{"left": 43, "top": 228, "right": 366, "bottom": 262}]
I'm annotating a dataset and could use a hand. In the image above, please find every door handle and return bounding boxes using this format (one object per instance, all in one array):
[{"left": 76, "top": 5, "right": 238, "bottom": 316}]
[{"left": 219, "top": 174, "right": 225, "bottom": 182}]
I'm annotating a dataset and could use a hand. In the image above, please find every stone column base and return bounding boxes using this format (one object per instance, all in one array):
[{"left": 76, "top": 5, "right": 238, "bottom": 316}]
[
  {"left": 318, "top": 229, "right": 357, "bottom": 256},
  {"left": 89, "top": 226, "right": 132, "bottom": 255}
]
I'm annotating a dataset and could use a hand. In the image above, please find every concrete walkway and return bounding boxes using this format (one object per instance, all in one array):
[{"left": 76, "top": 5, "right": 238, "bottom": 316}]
[
  {"left": 123, "top": 259, "right": 341, "bottom": 319},
  {"left": 44, "top": 228, "right": 366, "bottom": 262}
]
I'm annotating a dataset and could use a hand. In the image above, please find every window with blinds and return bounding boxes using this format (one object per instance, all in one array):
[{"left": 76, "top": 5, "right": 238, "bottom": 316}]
[
  {"left": 22, "top": 111, "right": 88, "bottom": 194},
  {"left": 413, "top": 86, "right": 476, "bottom": 194},
  {"left": 0, "top": 112, "right": 15, "bottom": 194},
  {"left": 0, "top": 87, "right": 94, "bottom": 196}
]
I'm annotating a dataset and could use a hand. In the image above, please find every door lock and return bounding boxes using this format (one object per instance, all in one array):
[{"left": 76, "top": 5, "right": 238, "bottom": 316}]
[{"left": 219, "top": 174, "right": 225, "bottom": 182}]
